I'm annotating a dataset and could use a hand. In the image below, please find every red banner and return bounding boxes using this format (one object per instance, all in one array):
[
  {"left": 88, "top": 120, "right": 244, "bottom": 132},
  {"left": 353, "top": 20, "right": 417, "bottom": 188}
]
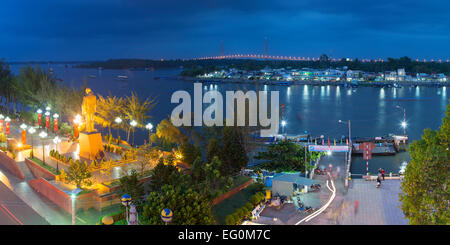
[
  {"left": 5, "top": 122, "right": 10, "bottom": 135},
  {"left": 46, "top": 116, "right": 50, "bottom": 129},
  {"left": 22, "top": 130, "right": 26, "bottom": 145},
  {"left": 54, "top": 118, "right": 58, "bottom": 132},
  {"left": 38, "top": 114, "right": 42, "bottom": 126},
  {"left": 74, "top": 124, "right": 79, "bottom": 138},
  {"left": 0, "top": 120, "right": 3, "bottom": 133}
]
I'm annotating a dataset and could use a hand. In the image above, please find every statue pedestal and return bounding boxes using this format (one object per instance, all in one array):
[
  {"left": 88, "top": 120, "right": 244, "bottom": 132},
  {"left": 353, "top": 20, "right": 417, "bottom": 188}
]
[{"left": 79, "top": 131, "right": 104, "bottom": 160}]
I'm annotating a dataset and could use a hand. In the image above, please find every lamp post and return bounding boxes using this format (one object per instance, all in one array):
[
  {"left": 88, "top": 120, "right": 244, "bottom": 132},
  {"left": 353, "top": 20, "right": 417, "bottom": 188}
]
[
  {"left": 20, "top": 123, "right": 27, "bottom": 146},
  {"left": 115, "top": 117, "right": 122, "bottom": 142},
  {"left": 161, "top": 208, "right": 173, "bottom": 225},
  {"left": 53, "top": 113, "right": 59, "bottom": 133},
  {"left": 36, "top": 109, "right": 42, "bottom": 128},
  {"left": 53, "top": 136, "right": 61, "bottom": 173},
  {"left": 28, "top": 127, "right": 36, "bottom": 158},
  {"left": 130, "top": 120, "right": 137, "bottom": 146},
  {"left": 396, "top": 106, "right": 407, "bottom": 136},
  {"left": 73, "top": 114, "right": 81, "bottom": 139},
  {"left": 5, "top": 117, "right": 11, "bottom": 136},
  {"left": 121, "top": 194, "right": 132, "bottom": 225},
  {"left": 39, "top": 131, "right": 47, "bottom": 166},
  {"left": 145, "top": 123, "right": 153, "bottom": 145}
]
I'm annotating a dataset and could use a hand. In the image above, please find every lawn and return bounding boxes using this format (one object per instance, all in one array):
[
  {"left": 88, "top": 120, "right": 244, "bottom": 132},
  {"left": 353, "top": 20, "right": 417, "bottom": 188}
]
[
  {"left": 212, "top": 183, "right": 259, "bottom": 225},
  {"left": 29, "top": 157, "right": 59, "bottom": 175}
]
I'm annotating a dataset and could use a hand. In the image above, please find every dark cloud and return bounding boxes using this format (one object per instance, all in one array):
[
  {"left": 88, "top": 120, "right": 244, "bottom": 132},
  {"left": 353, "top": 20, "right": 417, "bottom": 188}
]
[{"left": 0, "top": 0, "right": 449, "bottom": 61}]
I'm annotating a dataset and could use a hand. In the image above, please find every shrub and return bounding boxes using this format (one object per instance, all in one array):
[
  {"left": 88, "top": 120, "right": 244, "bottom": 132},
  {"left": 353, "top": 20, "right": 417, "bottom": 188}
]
[{"left": 225, "top": 215, "right": 235, "bottom": 225}]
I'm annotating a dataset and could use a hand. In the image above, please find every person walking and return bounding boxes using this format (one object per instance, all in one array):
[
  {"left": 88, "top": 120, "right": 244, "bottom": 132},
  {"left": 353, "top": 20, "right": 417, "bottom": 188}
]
[
  {"left": 354, "top": 200, "right": 359, "bottom": 215},
  {"left": 381, "top": 169, "right": 386, "bottom": 180},
  {"left": 376, "top": 173, "right": 382, "bottom": 188}
]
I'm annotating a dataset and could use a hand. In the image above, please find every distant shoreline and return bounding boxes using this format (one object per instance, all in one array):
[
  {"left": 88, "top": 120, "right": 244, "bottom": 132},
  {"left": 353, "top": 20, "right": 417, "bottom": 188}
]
[{"left": 177, "top": 76, "right": 450, "bottom": 87}]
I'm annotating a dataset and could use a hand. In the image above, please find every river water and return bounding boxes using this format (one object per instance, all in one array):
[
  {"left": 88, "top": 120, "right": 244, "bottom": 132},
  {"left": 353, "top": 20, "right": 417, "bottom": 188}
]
[{"left": 10, "top": 64, "right": 450, "bottom": 174}]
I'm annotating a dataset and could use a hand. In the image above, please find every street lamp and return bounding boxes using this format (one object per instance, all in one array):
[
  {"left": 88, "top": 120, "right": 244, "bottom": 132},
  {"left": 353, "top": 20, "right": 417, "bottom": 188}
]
[
  {"left": 145, "top": 123, "right": 153, "bottom": 145},
  {"left": 28, "top": 127, "right": 36, "bottom": 158},
  {"left": 161, "top": 208, "right": 173, "bottom": 225},
  {"left": 39, "top": 131, "right": 47, "bottom": 165},
  {"left": 115, "top": 117, "right": 122, "bottom": 142},
  {"left": 53, "top": 136, "right": 62, "bottom": 173},
  {"left": 130, "top": 120, "right": 137, "bottom": 146},
  {"left": 396, "top": 106, "right": 407, "bottom": 136},
  {"left": 121, "top": 194, "right": 132, "bottom": 225}
]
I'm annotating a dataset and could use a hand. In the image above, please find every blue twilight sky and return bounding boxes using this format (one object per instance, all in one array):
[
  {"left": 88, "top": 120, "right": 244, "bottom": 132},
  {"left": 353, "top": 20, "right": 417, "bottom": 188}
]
[{"left": 1, "top": 0, "right": 449, "bottom": 61}]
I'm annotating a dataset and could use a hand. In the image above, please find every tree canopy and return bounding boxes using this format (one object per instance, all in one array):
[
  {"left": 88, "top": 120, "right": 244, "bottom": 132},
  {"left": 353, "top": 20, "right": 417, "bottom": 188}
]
[{"left": 399, "top": 101, "right": 450, "bottom": 225}]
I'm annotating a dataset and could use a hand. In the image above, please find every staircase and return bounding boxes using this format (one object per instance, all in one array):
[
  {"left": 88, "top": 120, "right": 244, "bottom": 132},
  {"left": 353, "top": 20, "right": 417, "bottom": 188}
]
[{"left": 16, "top": 161, "right": 35, "bottom": 180}]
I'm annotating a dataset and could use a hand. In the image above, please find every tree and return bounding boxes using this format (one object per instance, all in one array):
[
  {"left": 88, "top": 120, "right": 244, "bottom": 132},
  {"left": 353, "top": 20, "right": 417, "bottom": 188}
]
[
  {"left": 399, "top": 101, "right": 450, "bottom": 225},
  {"left": 119, "top": 169, "right": 144, "bottom": 206},
  {"left": 100, "top": 159, "right": 115, "bottom": 183},
  {"left": 156, "top": 119, "right": 187, "bottom": 145},
  {"left": 255, "top": 140, "right": 318, "bottom": 172},
  {"left": 178, "top": 143, "right": 201, "bottom": 167},
  {"left": 135, "top": 145, "right": 160, "bottom": 175},
  {"left": 142, "top": 184, "right": 215, "bottom": 225},
  {"left": 123, "top": 92, "right": 157, "bottom": 143},
  {"left": 221, "top": 126, "right": 248, "bottom": 174},
  {"left": 66, "top": 160, "right": 92, "bottom": 189},
  {"left": 95, "top": 94, "right": 124, "bottom": 136},
  {"left": 149, "top": 158, "right": 186, "bottom": 191},
  {"left": 206, "top": 138, "right": 220, "bottom": 164},
  {"left": 204, "top": 156, "right": 233, "bottom": 193}
]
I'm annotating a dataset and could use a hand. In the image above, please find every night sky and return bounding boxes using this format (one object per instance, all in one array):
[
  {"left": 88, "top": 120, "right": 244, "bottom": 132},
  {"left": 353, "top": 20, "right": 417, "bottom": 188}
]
[{"left": 1, "top": 0, "right": 449, "bottom": 61}]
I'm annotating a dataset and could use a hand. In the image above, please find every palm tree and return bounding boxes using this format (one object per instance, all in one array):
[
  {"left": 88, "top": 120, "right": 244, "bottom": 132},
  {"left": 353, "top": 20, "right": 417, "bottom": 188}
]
[
  {"left": 95, "top": 94, "right": 124, "bottom": 136},
  {"left": 123, "top": 92, "right": 157, "bottom": 143},
  {"left": 156, "top": 119, "right": 187, "bottom": 145}
]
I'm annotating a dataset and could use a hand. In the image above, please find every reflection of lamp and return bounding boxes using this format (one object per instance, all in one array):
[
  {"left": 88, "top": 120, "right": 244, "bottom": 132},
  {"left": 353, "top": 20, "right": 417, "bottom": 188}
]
[
  {"left": 28, "top": 127, "right": 36, "bottom": 158},
  {"left": 53, "top": 113, "right": 59, "bottom": 132},
  {"left": 20, "top": 123, "right": 27, "bottom": 145},
  {"left": 73, "top": 114, "right": 81, "bottom": 139},
  {"left": 145, "top": 123, "right": 153, "bottom": 145},
  {"left": 39, "top": 131, "right": 47, "bottom": 165}
]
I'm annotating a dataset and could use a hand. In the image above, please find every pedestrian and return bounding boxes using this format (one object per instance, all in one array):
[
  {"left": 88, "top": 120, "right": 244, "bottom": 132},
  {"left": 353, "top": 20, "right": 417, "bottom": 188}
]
[
  {"left": 381, "top": 169, "right": 385, "bottom": 180},
  {"left": 354, "top": 200, "right": 359, "bottom": 214},
  {"left": 376, "top": 173, "right": 381, "bottom": 188}
]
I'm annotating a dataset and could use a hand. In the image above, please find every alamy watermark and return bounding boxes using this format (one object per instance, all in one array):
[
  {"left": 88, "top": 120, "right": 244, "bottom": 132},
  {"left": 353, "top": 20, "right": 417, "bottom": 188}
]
[{"left": 170, "top": 83, "right": 280, "bottom": 137}]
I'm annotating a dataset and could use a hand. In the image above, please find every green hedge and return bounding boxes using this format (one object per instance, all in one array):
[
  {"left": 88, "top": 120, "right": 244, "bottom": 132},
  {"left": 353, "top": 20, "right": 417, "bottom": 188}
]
[{"left": 225, "top": 191, "right": 265, "bottom": 225}]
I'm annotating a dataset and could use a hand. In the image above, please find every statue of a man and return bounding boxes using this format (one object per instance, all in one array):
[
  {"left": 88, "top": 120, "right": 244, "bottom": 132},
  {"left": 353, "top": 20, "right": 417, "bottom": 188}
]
[{"left": 82, "top": 88, "right": 97, "bottom": 133}]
